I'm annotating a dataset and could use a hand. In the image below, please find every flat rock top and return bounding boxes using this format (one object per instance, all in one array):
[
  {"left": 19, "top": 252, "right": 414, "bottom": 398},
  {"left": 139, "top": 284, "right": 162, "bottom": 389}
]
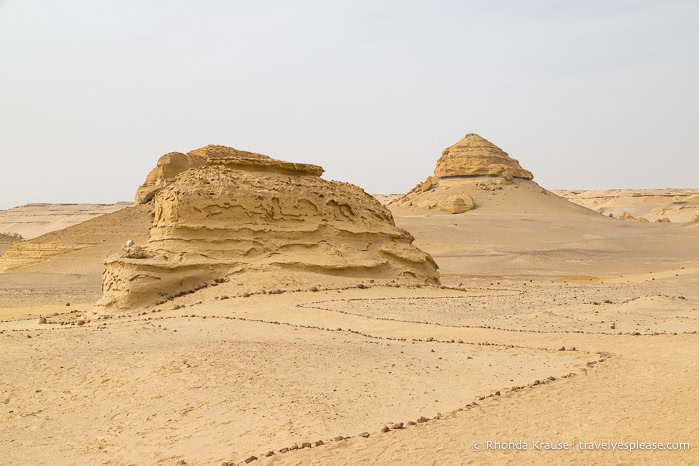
[{"left": 189, "top": 145, "right": 324, "bottom": 177}]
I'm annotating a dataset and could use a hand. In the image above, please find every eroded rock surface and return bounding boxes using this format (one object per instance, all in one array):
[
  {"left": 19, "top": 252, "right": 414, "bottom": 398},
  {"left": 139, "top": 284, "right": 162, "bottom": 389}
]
[
  {"left": 439, "top": 195, "right": 475, "bottom": 214},
  {"left": 100, "top": 145, "right": 439, "bottom": 309},
  {"left": 434, "top": 133, "right": 533, "bottom": 180},
  {"left": 134, "top": 152, "right": 206, "bottom": 205}
]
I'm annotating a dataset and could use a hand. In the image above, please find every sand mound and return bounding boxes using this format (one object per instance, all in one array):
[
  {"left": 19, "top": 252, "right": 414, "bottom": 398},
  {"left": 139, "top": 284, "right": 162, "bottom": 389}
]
[
  {"left": 98, "top": 145, "right": 439, "bottom": 309},
  {"left": 553, "top": 188, "right": 699, "bottom": 223},
  {"left": 0, "top": 205, "right": 152, "bottom": 274},
  {"left": 0, "top": 202, "right": 130, "bottom": 240},
  {"left": 391, "top": 134, "right": 597, "bottom": 217},
  {"left": 134, "top": 152, "right": 207, "bottom": 205}
]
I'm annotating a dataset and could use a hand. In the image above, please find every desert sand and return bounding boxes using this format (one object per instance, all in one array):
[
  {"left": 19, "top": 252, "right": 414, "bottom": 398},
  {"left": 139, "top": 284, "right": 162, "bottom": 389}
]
[
  {"left": 0, "top": 202, "right": 131, "bottom": 240},
  {"left": 1, "top": 137, "right": 697, "bottom": 465}
]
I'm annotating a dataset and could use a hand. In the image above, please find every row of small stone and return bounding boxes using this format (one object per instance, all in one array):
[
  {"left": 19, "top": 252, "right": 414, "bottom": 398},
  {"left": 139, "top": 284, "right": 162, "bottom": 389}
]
[{"left": 224, "top": 354, "right": 611, "bottom": 465}]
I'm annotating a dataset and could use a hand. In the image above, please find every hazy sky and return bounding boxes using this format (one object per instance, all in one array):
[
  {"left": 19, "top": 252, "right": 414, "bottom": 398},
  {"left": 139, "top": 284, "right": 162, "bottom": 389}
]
[{"left": 1, "top": 0, "right": 697, "bottom": 209}]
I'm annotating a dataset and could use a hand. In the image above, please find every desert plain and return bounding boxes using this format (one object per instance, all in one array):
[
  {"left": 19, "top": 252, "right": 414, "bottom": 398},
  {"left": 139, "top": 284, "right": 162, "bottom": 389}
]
[{"left": 1, "top": 135, "right": 697, "bottom": 466}]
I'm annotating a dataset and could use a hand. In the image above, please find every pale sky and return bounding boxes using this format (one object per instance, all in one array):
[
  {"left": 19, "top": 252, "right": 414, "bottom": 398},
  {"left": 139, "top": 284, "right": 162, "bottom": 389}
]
[{"left": 1, "top": 0, "right": 697, "bottom": 209}]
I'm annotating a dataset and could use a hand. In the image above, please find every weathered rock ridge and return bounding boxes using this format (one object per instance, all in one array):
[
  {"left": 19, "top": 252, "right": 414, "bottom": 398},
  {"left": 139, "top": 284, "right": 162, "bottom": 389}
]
[{"left": 100, "top": 145, "right": 439, "bottom": 309}]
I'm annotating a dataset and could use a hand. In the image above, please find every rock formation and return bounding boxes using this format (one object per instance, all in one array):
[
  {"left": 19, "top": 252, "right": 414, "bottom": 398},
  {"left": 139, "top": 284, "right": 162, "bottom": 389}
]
[
  {"left": 134, "top": 152, "right": 206, "bottom": 205},
  {"left": 434, "top": 133, "right": 533, "bottom": 181},
  {"left": 0, "top": 233, "right": 19, "bottom": 257},
  {"left": 618, "top": 212, "right": 650, "bottom": 222},
  {"left": 552, "top": 189, "right": 699, "bottom": 223},
  {"left": 390, "top": 134, "right": 597, "bottom": 217},
  {"left": 439, "top": 195, "right": 475, "bottom": 214},
  {"left": 99, "top": 145, "right": 439, "bottom": 309},
  {"left": 2, "top": 231, "right": 23, "bottom": 240}
]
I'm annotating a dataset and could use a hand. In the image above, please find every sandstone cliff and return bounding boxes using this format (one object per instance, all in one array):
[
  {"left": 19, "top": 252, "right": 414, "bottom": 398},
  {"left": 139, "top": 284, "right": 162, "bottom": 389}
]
[{"left": 99, "top": 145, "right": 439, "bottom": 309}]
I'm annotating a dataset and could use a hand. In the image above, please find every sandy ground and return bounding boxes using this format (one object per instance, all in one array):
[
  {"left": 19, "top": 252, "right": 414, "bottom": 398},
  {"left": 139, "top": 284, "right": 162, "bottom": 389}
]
[{"left": 1, "top": 200, "right": 698, "bottom": 465}]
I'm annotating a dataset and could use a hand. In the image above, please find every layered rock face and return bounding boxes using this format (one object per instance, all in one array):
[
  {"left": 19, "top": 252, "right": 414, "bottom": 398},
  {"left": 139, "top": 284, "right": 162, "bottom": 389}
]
[
  {"left": 100, "top": 145, "right": 439, "bottom": 309},
  {"left": 134, "top": 152, "right": 206, "bottom": 205},
  {"left": 434, "top": 133, "right": 533, "bottom": 181}
]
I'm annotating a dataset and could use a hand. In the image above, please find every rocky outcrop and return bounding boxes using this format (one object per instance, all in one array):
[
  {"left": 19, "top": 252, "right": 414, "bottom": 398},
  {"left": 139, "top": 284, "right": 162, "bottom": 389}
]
[
  {"left": 619, "top": 212, "right": 649, "bottom": 222},
  {"left": 439, "top": 195, "right": 475, "bottom": 214},
  {"left": 2, "top": 232, "right": 23, "bottom": 240},
  {"left": 0, "top": 233, "right": 19, "bottom": 257},
  {"left": 434, "top": 133, "right": 533, "bottom": 181},
  {"left": 134, "top": 152, "right": 206, "bottom": 205},
  {"left": 99, "top": 145, "right": 439, "bottom": 309}
]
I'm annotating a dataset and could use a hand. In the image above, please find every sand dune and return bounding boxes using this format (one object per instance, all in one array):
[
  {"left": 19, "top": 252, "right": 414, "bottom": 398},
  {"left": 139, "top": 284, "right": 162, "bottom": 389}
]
[
  {"left": 0, "top": 202, "right": 131, "bottom": 240},
  {"left": 0, "top": 205, "right": 152, "bottom": 274}
]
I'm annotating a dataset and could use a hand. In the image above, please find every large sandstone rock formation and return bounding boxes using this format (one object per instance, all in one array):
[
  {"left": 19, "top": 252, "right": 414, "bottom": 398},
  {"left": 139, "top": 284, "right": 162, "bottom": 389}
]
[
  {"left": 134, "top": 152, "right": 207, "bottom": 205},
  {"left": 391, "top": 134, "right": 597, "bottom": 217},
  {"left": 99, "top": 145, "right": 439, "bottom": 309},
  {"left": 434, "top": 133, "right": 533, "bottom": 181}
]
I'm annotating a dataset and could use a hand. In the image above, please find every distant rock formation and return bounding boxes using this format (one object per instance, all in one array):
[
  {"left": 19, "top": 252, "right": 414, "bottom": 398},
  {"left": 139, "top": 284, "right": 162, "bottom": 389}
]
[
  {"left": 99, "top": 145, "right": 439, "bottom": 309},
  {"left": 390, "top": 134, "right": 596, "bottom": 217},
  {"left": 434, "top": 133, "right": 533, "bottom": 181},
  {"left": 552, "top": 189, "right": 699, "bottom": 223},
  {"left": 134, "top": 152, "right": 206, "bottom": 205},
  {"left": 2, "top": 231, "right": 23, "bottom": 240}
]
